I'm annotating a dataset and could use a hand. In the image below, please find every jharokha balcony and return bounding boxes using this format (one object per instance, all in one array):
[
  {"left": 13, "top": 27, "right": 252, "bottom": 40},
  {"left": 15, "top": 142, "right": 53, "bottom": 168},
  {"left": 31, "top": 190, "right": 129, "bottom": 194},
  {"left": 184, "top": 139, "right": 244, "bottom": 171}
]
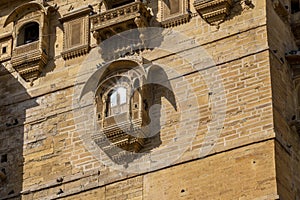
[
  {"left": 11, "top": 41, "right": 47, "bottom": 84},
  {"left": 90, "top": 1, "right": 152, "bottom": 44}
]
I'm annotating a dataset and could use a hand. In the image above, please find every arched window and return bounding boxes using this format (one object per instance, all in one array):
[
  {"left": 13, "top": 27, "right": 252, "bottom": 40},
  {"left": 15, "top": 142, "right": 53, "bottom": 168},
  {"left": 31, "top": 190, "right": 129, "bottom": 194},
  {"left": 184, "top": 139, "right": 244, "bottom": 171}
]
[
  {"left": 17, "top": 22, "right": 39, "bottom": 46},
  {"left": 106, "top": 87, "right": 128, "bottom": 117}
]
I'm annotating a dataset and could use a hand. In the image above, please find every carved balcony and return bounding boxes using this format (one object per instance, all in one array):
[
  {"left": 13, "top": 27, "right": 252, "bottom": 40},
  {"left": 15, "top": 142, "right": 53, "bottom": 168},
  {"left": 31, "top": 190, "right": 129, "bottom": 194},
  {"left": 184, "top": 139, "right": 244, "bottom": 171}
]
[
  {"left": 92, "top": 111, "right": 146, "bottom": 164},
  {"left": 3, "top": 2, "right": 56, "bottom": 84},
  {"left": 93, "top": 110, "right": 145, "bottom": 150},
  {"left": 11, "top": 41, "right": 47, "bottom": 83},
  {"left": 90, "top": 1, "right": 152, "bottom": 44},
  {"left": 193, "top": 0, "right": 233, "bottom": 26}
]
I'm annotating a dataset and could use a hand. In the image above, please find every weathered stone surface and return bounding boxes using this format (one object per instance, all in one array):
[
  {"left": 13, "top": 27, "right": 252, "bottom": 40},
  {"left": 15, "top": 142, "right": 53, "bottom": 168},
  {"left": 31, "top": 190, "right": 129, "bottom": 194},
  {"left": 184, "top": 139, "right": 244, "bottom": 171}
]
[{"left": 0, "top": 0, "right": 299, "bottom": 199}]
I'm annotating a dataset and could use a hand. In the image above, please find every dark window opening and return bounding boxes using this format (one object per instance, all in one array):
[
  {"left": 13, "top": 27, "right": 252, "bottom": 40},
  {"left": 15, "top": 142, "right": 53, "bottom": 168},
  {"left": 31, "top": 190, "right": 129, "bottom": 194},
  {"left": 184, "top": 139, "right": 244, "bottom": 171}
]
[
  {"left": 292, "top": 0, "right": 300, "bottom": 13},
  {"left": 111, "top": 0, "right": 134, "bottom": 8},
  {"left": 17, "top": 22, "right": 39, "bottom": 46},
  {"left": 2, "top": 46, "right": 7, "bottom": 54},
  {"left": 1, "top": 154, "right": 7, "bottom": 163}
]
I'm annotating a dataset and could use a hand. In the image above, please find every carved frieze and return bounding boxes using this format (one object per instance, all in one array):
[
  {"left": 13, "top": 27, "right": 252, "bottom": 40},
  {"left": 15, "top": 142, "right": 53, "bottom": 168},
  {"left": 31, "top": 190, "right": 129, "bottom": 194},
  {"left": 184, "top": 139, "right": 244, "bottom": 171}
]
[
  {"left": 193, "top": 0, "right": 233, "bottom": 26},
  {"left": 60, "top": 6, "right": 91, "bottom": 60}
]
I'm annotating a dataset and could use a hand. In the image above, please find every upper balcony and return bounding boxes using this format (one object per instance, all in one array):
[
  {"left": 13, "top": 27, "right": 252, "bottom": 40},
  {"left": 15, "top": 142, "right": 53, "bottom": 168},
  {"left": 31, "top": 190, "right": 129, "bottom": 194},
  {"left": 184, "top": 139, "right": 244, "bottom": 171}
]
[
  {"left": 90, "top": 1, "right": 152, "bottom": 44},
  {"left": 3, "top": 2, "right": 56, "bottom": 85}
]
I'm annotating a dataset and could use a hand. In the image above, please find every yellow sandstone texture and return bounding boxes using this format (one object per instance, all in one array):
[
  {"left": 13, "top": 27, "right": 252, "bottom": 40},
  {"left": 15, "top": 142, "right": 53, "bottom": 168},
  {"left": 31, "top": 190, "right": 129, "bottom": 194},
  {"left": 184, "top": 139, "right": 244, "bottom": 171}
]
[{"left": 0, "top": 0, "right": 299, "bottom": 199}]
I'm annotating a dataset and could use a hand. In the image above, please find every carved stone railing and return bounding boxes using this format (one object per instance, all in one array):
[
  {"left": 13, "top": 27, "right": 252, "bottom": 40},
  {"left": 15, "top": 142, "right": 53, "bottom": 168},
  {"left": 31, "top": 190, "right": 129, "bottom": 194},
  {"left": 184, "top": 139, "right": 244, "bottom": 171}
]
[
  {"left": 13, "top": 41, "right": 39, "bottom": 55},
  {"left": 92, "top": 112, "right": 145, "bottom": 164},
  {"left": 90, "top": 1, "right": 152, "bottom": 44},
  {"left": 97, "top": 112, "right": 145, "bottom": 151},
  {"left": 11, "top": 41, "right": 47, "bottom": 84},
  {"left": 193, "top": 0, "right": 233, "bottom": 26}
]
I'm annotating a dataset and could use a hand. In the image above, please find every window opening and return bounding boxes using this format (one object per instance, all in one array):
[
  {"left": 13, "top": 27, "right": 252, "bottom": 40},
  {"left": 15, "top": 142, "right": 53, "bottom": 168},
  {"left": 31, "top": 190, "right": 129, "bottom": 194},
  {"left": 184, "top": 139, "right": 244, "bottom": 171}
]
[
  {"left": 2, "top": 46, "right": 7, "bottom": 54},
  {"left": 17, "top": 22, "right": 39, "bottom": 46}
]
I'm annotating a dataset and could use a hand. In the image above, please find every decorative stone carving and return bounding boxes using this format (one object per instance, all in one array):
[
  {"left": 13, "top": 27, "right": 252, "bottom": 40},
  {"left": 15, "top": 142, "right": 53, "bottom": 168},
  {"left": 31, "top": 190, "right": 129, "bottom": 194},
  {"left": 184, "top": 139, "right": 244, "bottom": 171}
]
[
  {"left": 193, "top": 0, "right": 233, "bottom": 26},
  {"left": 60, "top": 6, "right": 92, "bottom": 60},
  {"left": 0, "top": 33, "right": 12, "bottom": 63},
  {"left": 92, "top": 60, "right": 150, "bottom": 163},
  {"left": 161, "top": 14, "right": 190, "bottom": 28},
  {"left": 161, "top": 0, "right": 190, "bottom": 28},
  {"left": 90, "top": 1, "right": 152, "bottom": 44},
  {"left": 3, "top": 2, "right": 56, "bottom": 84}
]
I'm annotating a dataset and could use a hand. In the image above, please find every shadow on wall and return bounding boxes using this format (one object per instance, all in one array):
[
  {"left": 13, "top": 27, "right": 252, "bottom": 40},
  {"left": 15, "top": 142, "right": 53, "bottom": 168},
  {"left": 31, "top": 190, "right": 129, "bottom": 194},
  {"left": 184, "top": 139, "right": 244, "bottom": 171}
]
[
  {"left": 141, "top": 65, "right": 177, "bottom": 152},
  {"left": 42, "top": 6, "right": 63, "bottom": 76},
  {"left": 227, "top": 0, "right": 255, "bottom": 21},
  {"left": 0, "top": 64, "right": 38, "bottom": 199}
]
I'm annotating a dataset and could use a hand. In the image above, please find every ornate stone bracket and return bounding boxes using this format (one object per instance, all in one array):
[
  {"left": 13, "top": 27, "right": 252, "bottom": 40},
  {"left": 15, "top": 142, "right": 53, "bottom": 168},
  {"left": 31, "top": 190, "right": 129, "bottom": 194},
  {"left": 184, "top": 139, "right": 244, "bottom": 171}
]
[{"left": 193, "top": 0, "right": 233, "bottom": 26}]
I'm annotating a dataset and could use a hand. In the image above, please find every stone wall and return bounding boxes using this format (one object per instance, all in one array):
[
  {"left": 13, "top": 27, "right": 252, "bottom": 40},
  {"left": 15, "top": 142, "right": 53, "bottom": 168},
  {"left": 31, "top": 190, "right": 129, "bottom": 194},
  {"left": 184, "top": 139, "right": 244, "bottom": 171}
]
[
  {"left": 0, "top": 0, "right": 295, "bottom": 199},
  {"left": 266, "top": 0, "right": 300, "bottom": 198}
]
